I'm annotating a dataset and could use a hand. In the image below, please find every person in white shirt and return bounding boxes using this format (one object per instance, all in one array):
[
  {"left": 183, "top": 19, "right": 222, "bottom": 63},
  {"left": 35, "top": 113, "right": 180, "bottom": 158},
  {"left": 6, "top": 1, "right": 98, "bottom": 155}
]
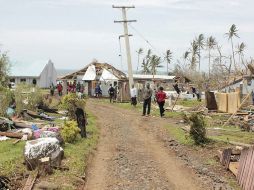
[{"left": 130, "top": 84, "right": 137, "bottom": 106}]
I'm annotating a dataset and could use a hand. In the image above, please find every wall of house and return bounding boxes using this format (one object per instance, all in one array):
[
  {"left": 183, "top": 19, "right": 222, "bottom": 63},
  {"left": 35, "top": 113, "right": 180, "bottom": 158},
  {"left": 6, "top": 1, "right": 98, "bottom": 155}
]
[
  {"left": 221, "top": 80, "right": 254, "bottom": 94},
  {"left": 10, "top": 77, "right": 40, "bottom": 87}
]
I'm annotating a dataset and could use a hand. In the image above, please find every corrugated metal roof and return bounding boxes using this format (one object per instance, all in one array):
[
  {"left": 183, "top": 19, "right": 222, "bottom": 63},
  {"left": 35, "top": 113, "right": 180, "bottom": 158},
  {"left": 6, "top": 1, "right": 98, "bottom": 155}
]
[
  {"left": 131, "top": 74, "right": 175, "bottom": 80},
  {"left": 10, "top": 60, "right": 48, "bottom": 77}
]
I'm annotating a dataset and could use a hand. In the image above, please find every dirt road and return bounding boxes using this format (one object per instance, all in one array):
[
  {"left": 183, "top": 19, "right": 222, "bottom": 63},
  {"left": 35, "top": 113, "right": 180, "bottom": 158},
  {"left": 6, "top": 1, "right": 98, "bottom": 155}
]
[{"left": 84, "top": 100, "right": 206, "bottom": 190}]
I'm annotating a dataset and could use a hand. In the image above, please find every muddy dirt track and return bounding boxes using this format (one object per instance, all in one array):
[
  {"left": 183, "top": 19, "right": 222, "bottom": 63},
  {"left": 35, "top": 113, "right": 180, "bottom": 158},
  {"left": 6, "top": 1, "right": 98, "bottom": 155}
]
[{"left": 84, "top": 99, "right": 208, "bottom": 190}]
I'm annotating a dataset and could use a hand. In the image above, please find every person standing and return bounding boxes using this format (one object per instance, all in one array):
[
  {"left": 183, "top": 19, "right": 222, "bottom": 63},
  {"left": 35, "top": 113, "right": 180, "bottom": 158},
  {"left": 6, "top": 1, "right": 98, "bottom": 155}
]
[
  {"left": 75, "top": 107, "right": 87, "bottom": 138},
  {"left": 57, "top": 83, "right": 63, "bottom": 96},
  {"left": 108, "top": 84, "right": 115, "bottom": 103},
  {"left": 50, "top": 84, "right": 55, "bottom": 96},
  {"left": 142, "top": 83, "right": 153, "bottom": 116},
  {"left": 156, "top": 86, "right": 167, "bottom": 117},
  {"left": 130, "top": 84, "right": 137, "bottom": 106}
]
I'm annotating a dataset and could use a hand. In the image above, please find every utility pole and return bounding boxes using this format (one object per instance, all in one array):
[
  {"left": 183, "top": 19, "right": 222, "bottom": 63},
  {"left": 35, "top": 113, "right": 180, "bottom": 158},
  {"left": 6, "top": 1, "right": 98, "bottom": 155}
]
[{"left": 113, "top": 5, "right": 136, "bottom": 88}]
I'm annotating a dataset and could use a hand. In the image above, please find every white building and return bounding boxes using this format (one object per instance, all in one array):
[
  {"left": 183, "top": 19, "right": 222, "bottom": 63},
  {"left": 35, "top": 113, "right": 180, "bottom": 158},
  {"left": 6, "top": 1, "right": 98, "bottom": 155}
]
[{"left": 9, "top": 60, "right": 57, "bottom": 88}]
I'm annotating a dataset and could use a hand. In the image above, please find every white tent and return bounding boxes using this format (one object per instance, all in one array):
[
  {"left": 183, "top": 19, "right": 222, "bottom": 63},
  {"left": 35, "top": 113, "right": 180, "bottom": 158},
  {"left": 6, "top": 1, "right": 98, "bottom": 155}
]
[
  {"left": 82, "top": 65, "right": 96, "bottom": 81},
  {"left": 99, "top": 69, "right": 118, "bottom": 82}
]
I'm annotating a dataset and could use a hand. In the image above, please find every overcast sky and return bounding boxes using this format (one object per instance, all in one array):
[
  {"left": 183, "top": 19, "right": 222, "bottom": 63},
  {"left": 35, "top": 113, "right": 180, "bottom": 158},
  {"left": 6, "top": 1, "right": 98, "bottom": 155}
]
[{"left": 0, "top": 0, "right": 253, "bottom": 72}]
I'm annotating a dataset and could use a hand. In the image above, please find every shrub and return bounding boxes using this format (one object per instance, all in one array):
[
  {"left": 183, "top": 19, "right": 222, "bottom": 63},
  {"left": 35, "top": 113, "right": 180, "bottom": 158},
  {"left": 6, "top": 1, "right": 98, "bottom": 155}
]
[
  {"left": 189, "top": 113, "right": 207, "bottom": 145},
  {"left": 60, "top": 120, "right": 80, "bottom": 143},
  {"left": 0, "top": 88, "right": 14, "bottom": 117},
  {"left": 14, "top": 84, "right": 43, "bottom": 114},
  {"left": 59, "top": 93, "right": 86, "bottom": 120}
]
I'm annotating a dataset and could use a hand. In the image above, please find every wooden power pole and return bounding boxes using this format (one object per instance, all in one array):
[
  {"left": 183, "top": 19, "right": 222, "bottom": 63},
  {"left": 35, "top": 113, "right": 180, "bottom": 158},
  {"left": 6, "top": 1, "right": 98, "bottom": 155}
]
[{"left": 113, "top": 5, "right": 136, "bottom": 88}]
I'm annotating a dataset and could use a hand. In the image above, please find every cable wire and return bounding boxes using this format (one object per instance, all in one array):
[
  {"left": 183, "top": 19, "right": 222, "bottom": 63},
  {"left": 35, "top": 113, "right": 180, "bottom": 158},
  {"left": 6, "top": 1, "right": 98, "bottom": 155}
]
[{"left": 128, "top": 23, "right": 166, "bottom": 59}]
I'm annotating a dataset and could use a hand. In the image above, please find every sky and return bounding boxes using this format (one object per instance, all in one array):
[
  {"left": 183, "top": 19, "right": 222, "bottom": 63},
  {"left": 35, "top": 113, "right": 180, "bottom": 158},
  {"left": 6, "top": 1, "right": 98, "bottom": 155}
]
[{"left": 0, "top": 0, "right": 253, "bottom": 73}]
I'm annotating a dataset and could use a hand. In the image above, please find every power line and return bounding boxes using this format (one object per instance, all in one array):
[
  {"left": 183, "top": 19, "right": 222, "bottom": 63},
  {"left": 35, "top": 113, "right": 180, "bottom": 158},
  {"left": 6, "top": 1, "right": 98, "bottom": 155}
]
[{"left": 128, "top": 23, "right": 166, "bottom": 59}]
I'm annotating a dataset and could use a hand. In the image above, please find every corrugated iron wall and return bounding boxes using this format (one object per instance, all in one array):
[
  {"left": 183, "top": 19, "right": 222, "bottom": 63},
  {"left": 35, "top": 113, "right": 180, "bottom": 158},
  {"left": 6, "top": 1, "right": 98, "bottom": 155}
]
[{"left": 237, "top": 147, "right": 254, "bottom": 190}]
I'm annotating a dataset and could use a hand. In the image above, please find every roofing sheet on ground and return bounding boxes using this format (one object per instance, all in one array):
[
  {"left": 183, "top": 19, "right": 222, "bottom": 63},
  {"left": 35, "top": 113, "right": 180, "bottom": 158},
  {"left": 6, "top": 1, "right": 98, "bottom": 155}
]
[{"left": 82, "top": 65, "right": 96, "bottom": 81}]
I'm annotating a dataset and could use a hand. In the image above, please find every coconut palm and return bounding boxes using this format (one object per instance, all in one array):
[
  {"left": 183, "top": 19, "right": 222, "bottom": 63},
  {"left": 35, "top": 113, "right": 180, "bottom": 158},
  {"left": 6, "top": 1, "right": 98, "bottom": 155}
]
[
  {"left": 136, "top": 48, "right": 143, "bottom": 72},
  {"left": 150, "top": 55, "right": 162, "bottom": 76},
  {"left": 141, "top": 49, "right": 152, "bottom": 74},
  {"left": 164, "top": 49, "right": 173, "bottom": 75},
  {"left": 225, "top": 24, "right": 239, "bottom": 71},
  {"left": 206, "top": 36, "right": 217, "bottom": 77},
  {"left": 141, "top": 59, "right": 150, "bottom": 74},
  {"left": 190, "top": 40, "right": 199, "bottom": 70},
  {"left": 195, "top": 34, "right": 205, "bottom": 72},
  {"left": 183, "top": 51, "right": 190, "bottom": 65},
  {"left": 236, "top": 42, "right": 247, "bottom": 72}
]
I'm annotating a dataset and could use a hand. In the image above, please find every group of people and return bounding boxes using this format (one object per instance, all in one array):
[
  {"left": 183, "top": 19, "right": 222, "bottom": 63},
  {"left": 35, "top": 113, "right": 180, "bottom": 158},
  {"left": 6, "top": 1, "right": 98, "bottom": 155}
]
[
  {"left": 130, "top": 83, "right": 167, "bottom": 117},
  {"left": 67, "top": 82, "right": 84, "bottom": 94},
  {"left": 49, "top": 81, "right": 85, "bottom": 97}
]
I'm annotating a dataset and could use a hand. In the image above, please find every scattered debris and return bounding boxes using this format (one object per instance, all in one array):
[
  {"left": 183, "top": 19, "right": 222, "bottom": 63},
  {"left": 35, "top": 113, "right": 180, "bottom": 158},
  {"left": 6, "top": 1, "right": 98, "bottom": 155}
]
[
  {"left": 24, "top": 137, "right": 64, "bottom": 170},
  {"left": 22, "top": 170, "right": 38, "bottom": 190},
  {"left": 0, "top": 176, "right": 11, "bottom": 190}
]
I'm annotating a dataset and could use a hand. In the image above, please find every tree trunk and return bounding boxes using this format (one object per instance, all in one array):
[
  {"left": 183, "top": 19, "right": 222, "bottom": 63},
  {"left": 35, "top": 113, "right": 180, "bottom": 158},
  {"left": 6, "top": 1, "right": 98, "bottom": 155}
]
[
  {"left": 209, "top": 49, "right": 211, "bottom": 78},
  {"left": 199, "top": 46, "right": 201, "bottom": 72},
  {"left": 231, "top": 38, "right": 236, "bottom": 71}
]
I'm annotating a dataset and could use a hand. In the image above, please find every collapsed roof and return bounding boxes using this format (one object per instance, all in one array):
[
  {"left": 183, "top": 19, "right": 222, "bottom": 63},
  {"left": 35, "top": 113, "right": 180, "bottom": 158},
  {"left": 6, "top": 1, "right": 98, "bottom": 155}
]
[{"left": 60, "top": 61, "right": 127, "bottom": 80}]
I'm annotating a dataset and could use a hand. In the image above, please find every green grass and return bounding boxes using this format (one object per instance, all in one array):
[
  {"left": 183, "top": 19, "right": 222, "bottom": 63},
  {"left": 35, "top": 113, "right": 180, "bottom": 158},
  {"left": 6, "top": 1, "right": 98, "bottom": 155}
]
[
  {"left": 0, "top": 140, "right": 26, "bottom": 176},
  {"left": 176, "top": 99, "right": 203, "bottom": 107},
  {"left": 47, "top": 111, "right": 99, "bottom": 189},
  {"left": 209, "top": 130, "right": 254, "bottom": 144},
  {"left": 164, "top": 124, "right": 194, "bottom": 145},
  {"left": 0, "top": 111, "right": 98, "bottom": 190}
]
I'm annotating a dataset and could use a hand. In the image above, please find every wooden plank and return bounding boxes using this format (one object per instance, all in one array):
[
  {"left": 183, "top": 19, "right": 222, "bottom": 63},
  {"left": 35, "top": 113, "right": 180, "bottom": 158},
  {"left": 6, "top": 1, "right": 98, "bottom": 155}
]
[
  {"left": 229, "top": 162, "right": 239, "bottom": 176},
  {"left": 228, "top": 92, "right": 239, "bottom": 114},
  {"left": 245, "top": 148, "right": 254, "bottom": 190},
  {"left": 217, "top": 93, "right": 228, "bottom": 112},
  {"left": 242, "top": 148, "right": 253, "bottom": 189},
  {"left": 251, "top": 150, "right": 254, "bottom": 190},
  {"left": 22, "top": 170, "right": 38, "bottom": 190},
  {"left": 221, "top": 148, "right": 232, "bottom": 169},
  {"left": 237, "top": 148, "right": 248, "bottom": 187},
  {"left": 223, "top": 91, "right": 252, "bottom": 127},
  {"left": 0, "top": 131, "right": 23, "bottom": 139}
]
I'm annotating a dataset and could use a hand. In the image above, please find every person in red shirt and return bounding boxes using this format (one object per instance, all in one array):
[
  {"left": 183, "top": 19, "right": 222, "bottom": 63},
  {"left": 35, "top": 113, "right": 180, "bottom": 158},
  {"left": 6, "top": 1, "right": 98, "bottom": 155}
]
[{"left": 156, "top": 86, "right": 167, "bottom": 117}]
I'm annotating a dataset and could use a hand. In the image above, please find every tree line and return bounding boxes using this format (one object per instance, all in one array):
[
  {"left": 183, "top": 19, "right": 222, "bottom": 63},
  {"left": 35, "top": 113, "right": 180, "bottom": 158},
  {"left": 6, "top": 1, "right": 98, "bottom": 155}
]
[{"left": 136, "top": 24, "right": 252, "bottom": 80}]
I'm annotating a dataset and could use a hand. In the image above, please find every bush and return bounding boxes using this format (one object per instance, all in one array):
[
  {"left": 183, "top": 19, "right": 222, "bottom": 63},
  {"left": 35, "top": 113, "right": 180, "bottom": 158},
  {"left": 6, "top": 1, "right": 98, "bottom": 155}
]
[
  {"left": 60, "top": 120, "right": 80, "bottom": 143},
  {"left": 189, "top": 113, "right": 207, "bottom": 145},
  {"left": 59, "top": 93, "right": 86, "bottom": 120},
  {"left": 14, "top": 84, "right": 43, "bottom": 114},
  {"left": 0, "top": 88, "right": 14, "bottom": 117}
]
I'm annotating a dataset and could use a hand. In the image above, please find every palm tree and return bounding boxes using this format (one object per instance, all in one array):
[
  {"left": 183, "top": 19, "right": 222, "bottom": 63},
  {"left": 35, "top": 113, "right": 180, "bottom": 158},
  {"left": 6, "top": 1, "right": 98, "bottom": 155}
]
[
  {"left": 141, "top": 49, "right": 152, "bottom": 74},
  {"left": 190, "top": 40, "right": 199, "bottom": 70},
  {"left": 206, "top": 36, "right": 217, "bottom": 77},
  {"left": 136, "top": 48, "right": 143, "bottom": 72},
  {"left": 150, "top": 55, "right": 162, "bottom": 76},
  {"left": 141, "top": 59, "right": 150, "bottom": 74},
  {"left": 236, "top": 42, "right": 247, "bottom": 72},
  {"left": 195, "top": 34, "right": 205, "bottom": 72},
  {"left": 164, "top": 49, "right": 173, "bottom": 75},
  {"left": 183, "top": 51, "right": 190, "bottom": 66},
  {"left": 225, "top": 24, "right": 239, "bottom": 71}
]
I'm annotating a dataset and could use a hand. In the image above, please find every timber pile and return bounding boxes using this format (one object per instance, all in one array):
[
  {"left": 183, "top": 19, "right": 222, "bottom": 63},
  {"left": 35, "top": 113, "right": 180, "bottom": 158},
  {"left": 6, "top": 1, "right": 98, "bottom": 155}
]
[{"left": 218, "top": 146, "right": 254, "bottom": 190}]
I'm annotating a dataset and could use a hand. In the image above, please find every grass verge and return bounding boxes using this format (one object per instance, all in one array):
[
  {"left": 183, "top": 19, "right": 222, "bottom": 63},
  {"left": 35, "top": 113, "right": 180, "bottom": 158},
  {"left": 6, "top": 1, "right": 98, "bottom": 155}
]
[
  {"left": 45, "top": 111, "right": 99, "bottom": 189},
  {"left": 0, "top": 140, "right": 26, "bottom": 177}
]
